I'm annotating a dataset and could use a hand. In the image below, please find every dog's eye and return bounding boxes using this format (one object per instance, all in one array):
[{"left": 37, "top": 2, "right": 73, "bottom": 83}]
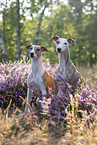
[
  {"left": 64, "top": 42, "right": 67, "bottom": 45},
  {"left": 56, "top": 41, "right": 59, "bottom": 44},
  {"left": 30, "top": 47, "right": 33, "bottom": 50},
  {"left": 36, "top": 48, "right": 40, "bottom": 51}
]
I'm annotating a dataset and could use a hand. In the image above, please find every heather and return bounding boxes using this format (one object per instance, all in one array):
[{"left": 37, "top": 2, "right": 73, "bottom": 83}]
[
  {"left": 0, "top": 60, "right": 97, "bottom": 145},
  {"left": 0, "top": 59, "right": 30, "bottom": 110},
  {"left": 50, "top": 79, "right": 97, "bottom": 125}
]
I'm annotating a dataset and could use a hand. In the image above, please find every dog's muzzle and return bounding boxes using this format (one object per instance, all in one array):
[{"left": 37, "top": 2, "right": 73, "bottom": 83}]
[
  {"left": 30, "top": 52, "right": 34, "bottom": 58},
  {"left": 57, "top": 48, "right": 61, "bottom": 53}
]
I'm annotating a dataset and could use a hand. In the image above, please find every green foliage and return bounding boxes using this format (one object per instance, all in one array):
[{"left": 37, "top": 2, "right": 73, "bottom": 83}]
[{"left": 0, "top": 0, "right": 97, "bottom": 66}]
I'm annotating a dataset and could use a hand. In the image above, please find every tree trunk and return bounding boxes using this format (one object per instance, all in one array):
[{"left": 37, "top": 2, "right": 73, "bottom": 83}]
[
  {"left": 33, "top": 0, "right": 48, "bottom": 45},
  {"left": 3, "top": 9, "right": 6, "bottom": 44},
  {"left": 16, "top": 0, "right": 21, "bottom": 60},
  {"left": 0, "top": 31, "right": 7, "bottom": 63},
  {"left": 26, "top": 0, "right": 48, "bottom": 61}
]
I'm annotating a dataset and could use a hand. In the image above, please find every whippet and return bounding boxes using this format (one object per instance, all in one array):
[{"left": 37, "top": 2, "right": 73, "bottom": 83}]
[
  {"left": 23, "top": 45, "right": 55, "bottom": 114},
  {"left": 50, "top": 36, "right": 83, "bottom": 95}
]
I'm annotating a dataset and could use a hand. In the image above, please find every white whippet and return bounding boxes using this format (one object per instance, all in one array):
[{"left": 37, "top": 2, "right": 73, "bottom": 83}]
[
  {"left": 23, "top": 45, "right": 55, "bottom": 114},
  {"left": 50, "top": 36, "right": 83, "bottom": 95}
]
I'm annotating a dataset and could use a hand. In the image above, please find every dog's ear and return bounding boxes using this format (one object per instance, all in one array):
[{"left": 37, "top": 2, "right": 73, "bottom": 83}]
[
  {"left": 25, "top": 44, "right": 32, "bottom": 49},
  {"left": 50, "top": 36, "right": 60, "bottom": 41},
  {"left": 41, "top": 46, "right": 48, "bottom": 52},
  {"left": 67, "top": 38, "right": 76, "bottom": 45}
]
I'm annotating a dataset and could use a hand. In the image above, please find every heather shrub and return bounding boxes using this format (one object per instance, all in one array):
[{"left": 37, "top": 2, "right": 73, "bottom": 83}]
[
  {"left": 0, "top": 59, "right": 31, "bottom": 110},
  {"left": 48, "top": 79, "right": 97, "bottom": 143},
  {"left": 49, "top": 77, "right": 97, "bottom": 124}
]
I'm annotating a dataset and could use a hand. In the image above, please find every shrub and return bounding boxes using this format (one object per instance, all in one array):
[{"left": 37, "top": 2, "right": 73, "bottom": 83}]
[
  {"left": 49, "top": 79, "right": 97, "bottom": 123},
  {"left": 0, "top": 59, "right": 31, "bottom": 110}
]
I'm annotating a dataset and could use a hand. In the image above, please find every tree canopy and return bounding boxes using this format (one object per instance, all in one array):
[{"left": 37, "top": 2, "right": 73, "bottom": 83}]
[{"left": 0, "top": 0, "right": 97, "bottom": 66}]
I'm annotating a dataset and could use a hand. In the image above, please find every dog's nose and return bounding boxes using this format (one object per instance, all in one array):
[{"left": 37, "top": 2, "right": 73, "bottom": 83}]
[
  {"left": 30, "top": 52, "right": 34, "bottom": 58},
  {"left": 57, "top": 48, "right": 61, "bottom": 53}
]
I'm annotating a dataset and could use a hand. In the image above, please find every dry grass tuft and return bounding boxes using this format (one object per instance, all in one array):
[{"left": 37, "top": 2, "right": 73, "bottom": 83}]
[
  {"left": 76, "top": 64, "right": 97, "bottom": 85},
  {"left": 0, "top": 101, "right": 97, "bottom": 145},
  {"left": 0, "top": 108, "right": 49, "bottom": 145},
  {"left": 0, "top": 105, "right": 97, "bottom": 145},
  {"left": 59, "top": 100, "right": 97, "bottom": 145}
]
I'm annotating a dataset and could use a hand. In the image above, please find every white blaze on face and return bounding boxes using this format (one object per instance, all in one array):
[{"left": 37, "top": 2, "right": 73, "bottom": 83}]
[
  {"left": 30, "top": 45, "right": 37, "bottom": 58},
  {"left": 30, "top": 45, "right": 42, "bottom": 60},
  {"left": 56, "top": 38, "right": 69, "bottom": 53}
]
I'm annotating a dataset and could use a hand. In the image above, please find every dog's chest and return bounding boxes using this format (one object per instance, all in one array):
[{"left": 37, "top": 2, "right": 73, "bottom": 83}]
[
  {"left": 27, "top": 71, "right": 44, "bottom": 94},
  {"left": 56, "top": 60, "right": 73, "bottom": 80}
]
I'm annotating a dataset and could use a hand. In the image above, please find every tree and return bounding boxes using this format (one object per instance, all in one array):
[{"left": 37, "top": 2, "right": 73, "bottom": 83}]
[
  {"left": 0, "top": 30, "right": 7, "bottom": 63},
  {"left": 33, "top": 0, "right": 49, "bottom": 45},
  {"left": 15, "top": 0, "right": 21, "bottom": 60},
  {"left": 83, "top": 0, "right": 97, "bottom": 66},
  {"left": 0, "top": 0, "right": 8, "bottom": 63},
  {"left": 0, "top": 0, "right": 16, "bottom": 61}
]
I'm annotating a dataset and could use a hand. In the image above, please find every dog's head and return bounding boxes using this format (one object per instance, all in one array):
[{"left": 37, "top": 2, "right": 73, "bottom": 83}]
[
  {"left": 50, "top": 36, "right": 76, "bottom": 53},
  {"left": 25, "top": 45, "right": 48, "bottom": 60}
]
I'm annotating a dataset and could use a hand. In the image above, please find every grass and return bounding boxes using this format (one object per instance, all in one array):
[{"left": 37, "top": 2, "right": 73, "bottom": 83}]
[
  {"left": 0, "top": 64, "right": 97, "bottom": 145},
  {"left": 59, "top": 101, "right": 97, "bottom": 145},
  {"left": 76, "top": 64, "right": 97, "bottom": 85},
  {"left": 0, "top": 101, "right": 97, "bottom": 145}
]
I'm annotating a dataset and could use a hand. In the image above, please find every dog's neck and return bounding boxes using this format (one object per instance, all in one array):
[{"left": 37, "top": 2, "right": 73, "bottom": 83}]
[
  {"left": 31, "top": 55, "right": 44, "bottom": 75},
  {"left": 59, "top": 47, "right": 70, "bottom": 72}
]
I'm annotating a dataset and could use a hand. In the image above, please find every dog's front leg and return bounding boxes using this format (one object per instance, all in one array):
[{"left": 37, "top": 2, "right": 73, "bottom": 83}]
[
  {"left": 24, "top": 87, "right": 32, "bottom": 113},
  {"left": 21, "top": 87, "right": 32, "bottom": 116},
  {"left": 40, "top": 87, "right": 48, "bottom": 111},
  {"left": 42, "top": 90, "right": 47, "bottom": 101},
  {"left": 54, "top": 80, "right": 58, "bottom": 95},
  {"left": 41, "top": 92, "right": 48, "bottom": 112},
  {"left": 54, "top": 66, "right": 60, "bottom": 95}
]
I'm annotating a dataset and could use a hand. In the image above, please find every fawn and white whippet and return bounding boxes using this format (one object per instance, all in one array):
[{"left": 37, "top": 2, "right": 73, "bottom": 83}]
[
  {"left": 50, "top": 36, "right": 83, "bottom": 95},
  {"left": 23, "top": 45, "right": 55, "bottom": 114}
]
